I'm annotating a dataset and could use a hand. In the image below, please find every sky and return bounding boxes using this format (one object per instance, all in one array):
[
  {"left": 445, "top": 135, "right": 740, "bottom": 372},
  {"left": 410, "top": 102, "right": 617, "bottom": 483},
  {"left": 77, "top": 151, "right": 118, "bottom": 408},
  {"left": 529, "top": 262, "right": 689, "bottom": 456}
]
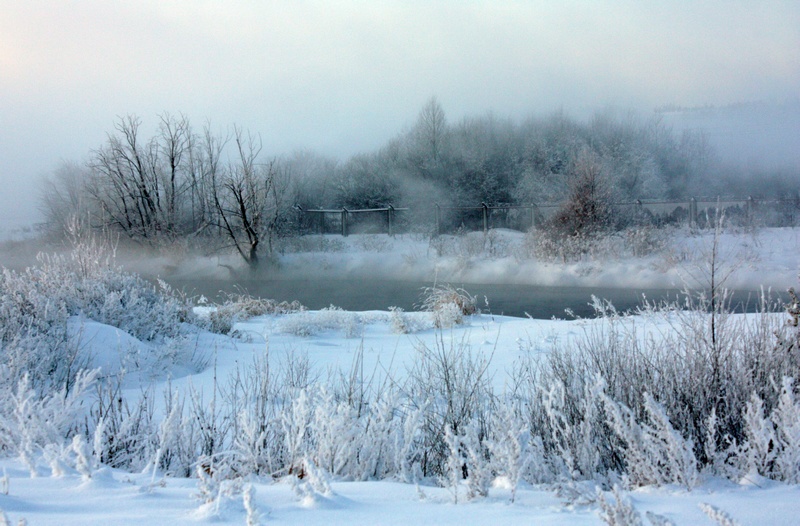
[{"left": 1, "top": 0, "right": 799, "bottom": 228}]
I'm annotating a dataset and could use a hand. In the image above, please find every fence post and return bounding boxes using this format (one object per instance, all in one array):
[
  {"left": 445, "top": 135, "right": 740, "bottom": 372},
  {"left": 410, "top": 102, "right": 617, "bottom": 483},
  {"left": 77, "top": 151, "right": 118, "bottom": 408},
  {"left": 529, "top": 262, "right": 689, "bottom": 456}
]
[
  {"left": 481, "top": 202, "right": 488, "bottom": 234},
  {"left": 435, "top": 203, "right": 441, "bottom": 236},
  {"left": 746, "top": 196, "right": 753, "bottom": 228},
  {"left": 689, "top": 197, "right": 697, "bottom": 228},
  {"left": 341, "top": 208, "right": 348, "bottom": 237},
  {"left": 293, "top": 204, "right": 304, "bottom": 235},
  {"left": 388, "top": 205, "right": 394, "bottom": 237}
]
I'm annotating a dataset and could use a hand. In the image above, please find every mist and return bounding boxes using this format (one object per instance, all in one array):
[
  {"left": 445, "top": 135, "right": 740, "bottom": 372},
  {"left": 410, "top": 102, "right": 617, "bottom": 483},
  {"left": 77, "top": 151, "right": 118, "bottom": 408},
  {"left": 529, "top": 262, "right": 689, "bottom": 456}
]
[
  {"left": 0, "top": 2, "right": 798, "bottom": 313},
  {"left": 662, "top": 100, "right": 800, "bottom": 180},
  {"left": 1, "top": 1, "right": 798, "bottom": 238}
]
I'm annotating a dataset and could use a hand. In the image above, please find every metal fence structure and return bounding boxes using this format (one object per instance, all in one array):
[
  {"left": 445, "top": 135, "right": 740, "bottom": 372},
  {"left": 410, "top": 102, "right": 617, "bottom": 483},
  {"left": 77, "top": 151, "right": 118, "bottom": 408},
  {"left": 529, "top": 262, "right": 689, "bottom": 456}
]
[
  {"left": 295, "top": 205, "right": 409, "bottom": 236},
  {"left": 295, "top": 197, "right": 800, "bottom": 236}
]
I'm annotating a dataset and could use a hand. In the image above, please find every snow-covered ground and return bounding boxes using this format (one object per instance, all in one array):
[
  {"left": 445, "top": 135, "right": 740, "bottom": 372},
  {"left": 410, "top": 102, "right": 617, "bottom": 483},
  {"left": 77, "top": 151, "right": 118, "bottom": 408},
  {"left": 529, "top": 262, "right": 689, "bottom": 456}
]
[
  {"left": 0, "top": 459, "right": 796, "bottom": 525},
  {"left": 0, "top": 226, "right": 799, "bottom": 524},
  {"left": 2, "top": 310, "right": 800, "bottom": 525}
]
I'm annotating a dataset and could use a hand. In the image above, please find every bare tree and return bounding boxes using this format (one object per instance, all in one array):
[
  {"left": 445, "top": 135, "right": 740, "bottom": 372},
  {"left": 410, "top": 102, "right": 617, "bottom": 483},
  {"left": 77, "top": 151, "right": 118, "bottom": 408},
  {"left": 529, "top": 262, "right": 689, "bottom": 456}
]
[
  {"left": 195, "top": 123, "right": 228, "bottom": 236},
  {"left": 87, "top": 115, "right": 157, "bottom": 239},
  {"left": 209, "top": 127, "right": 286, "bottom": 268},
  {"left": 87, "top": 114, "right": 195, "bottom": 239},
  {"left": 416, "top": 96, "right": 448, "bottom": 164},
  {"left": 408, "top": 96, "right": 450, "bottom": 180},
  {"left": 155, "top": 113, "right": 194, "bottom": 233},
  {"left": 85, "top": 114, "right": 205, "bottom": 241},
  {"left": 39, "top": 160, "right": 92, "bottom": 236}
]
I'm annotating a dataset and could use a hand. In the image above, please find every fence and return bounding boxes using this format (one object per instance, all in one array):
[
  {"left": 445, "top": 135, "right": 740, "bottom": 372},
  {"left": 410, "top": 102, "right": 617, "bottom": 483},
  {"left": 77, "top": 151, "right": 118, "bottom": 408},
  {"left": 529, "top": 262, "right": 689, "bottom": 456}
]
[
  {"left": 295, "top": 205, "right": 408, "bottom": 236},
  {"left": 296, "top": 197, "right": 800, "bottom": 236}
]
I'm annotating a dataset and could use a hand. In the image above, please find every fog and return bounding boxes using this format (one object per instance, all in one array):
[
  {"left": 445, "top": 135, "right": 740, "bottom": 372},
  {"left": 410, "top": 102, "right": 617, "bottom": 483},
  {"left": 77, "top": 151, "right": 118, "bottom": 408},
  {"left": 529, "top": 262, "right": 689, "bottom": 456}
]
[
  {"left": 662, "top": 101, "right": 800, "bottom": 171},
  {"left": 1, "top": 1, "right": 798, "bottom": 236},
  {"left": 0, "top": 3, "right": 797, "bottom": 313}
]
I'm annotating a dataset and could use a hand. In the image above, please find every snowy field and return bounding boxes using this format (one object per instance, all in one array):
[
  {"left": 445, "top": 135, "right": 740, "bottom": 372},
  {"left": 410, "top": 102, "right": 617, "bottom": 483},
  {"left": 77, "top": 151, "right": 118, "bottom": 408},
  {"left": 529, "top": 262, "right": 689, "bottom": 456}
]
[
  {"left": 0, "top": 227, "right": 799, "bottom": 524},
  {"left": 2, "top": 311, "right": 799, "bottom": 525},
  {"left": 0, "top": 458, "right": 797, "bottom": 525}
]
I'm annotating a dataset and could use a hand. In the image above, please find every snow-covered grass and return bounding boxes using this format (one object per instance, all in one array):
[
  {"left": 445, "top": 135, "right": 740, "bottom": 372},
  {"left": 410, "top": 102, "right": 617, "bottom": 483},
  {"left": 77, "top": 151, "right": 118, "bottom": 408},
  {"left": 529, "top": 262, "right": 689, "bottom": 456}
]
[
  {"left": 0, "top": 307, "right": 799, "bottom": 524},
  {"left": 0, "top": 227, "right": 799, "bottom": 524}
]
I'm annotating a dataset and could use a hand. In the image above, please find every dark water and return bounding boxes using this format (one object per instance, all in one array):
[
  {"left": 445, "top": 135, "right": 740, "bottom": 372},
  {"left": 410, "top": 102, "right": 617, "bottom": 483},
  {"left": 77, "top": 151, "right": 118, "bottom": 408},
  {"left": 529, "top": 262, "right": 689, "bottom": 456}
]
[{"left": 163, "top": 277, "right": 784, "bottom": 319}]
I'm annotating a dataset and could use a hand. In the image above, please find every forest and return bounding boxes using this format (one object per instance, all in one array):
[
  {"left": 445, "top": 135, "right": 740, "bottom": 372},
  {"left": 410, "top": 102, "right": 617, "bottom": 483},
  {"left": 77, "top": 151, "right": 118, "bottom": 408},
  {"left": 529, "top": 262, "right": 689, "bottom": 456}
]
[{"left": 39, "top": 99, "right": 799, "bottom": 268}]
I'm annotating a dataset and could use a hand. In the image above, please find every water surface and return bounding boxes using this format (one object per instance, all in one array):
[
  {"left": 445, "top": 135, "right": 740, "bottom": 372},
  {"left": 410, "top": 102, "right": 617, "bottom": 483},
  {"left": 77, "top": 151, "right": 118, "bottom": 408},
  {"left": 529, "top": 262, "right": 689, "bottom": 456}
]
[{"left": 164, "top": 277, "right": 782, "bottom": 319}]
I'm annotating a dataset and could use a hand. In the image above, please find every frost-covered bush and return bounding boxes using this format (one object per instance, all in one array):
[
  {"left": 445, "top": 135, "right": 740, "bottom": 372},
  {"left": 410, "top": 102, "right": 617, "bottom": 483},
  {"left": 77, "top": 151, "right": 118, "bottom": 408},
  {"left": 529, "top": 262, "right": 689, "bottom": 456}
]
[
  {"left": 388, "top": 307, "right": 431, "bottom": 334},
  {"left": 522, "top": 228, "right": 598, "bottom": 262},
  {"left": 205, "top": 295, "right": 304, "bottom": 334},
  {"left": 512, "top": 287, "right": 800, "bottom": 486},
  {"left": 0, "top": 233, "right": 200, "bottom": 475},
  {"left": 405, "top": 335, "right": 494, "bottom": 477},
  {"left": 521, "top": 224, "right": 672, "bottom": 263},
  {"left": 419, "top": 284, "right": 477, "bottom": 328},
  {"left": 276, "top": 306, "right": 362, "bottom": 338},
  {"left": 737, "top": 377, "right": 800, "bottom": 483},
  {"left": 624, "top": 224, "right": 672, "bottom": 258},
  {"left": 0, "top": 235, "right": 190, "bottom": 393},
  {"left": 0, "top": 368, "right": 97, "bottom": 471},
  {"left": 596, "top": 485, "right": 644, "bottom": 526},
  {"left": 0, "top": 266, "right": 74, "bottom": 391},
  {"left": 601, "top": 391, "right": 698, "bottom": 489}
]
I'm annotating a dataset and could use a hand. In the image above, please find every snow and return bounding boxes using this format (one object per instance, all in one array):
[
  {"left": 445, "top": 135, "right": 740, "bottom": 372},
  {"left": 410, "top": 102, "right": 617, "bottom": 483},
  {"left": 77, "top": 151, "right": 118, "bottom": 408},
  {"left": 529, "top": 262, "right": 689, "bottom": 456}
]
[
  {"left": 0, "top": 310, "right": 796, "bottom": 524},
  {"left": 1, "top": 227, "right": 800, "bottom": 524},
  {"left": 0, "top": 460, "right": 797, "bottom": 524}
]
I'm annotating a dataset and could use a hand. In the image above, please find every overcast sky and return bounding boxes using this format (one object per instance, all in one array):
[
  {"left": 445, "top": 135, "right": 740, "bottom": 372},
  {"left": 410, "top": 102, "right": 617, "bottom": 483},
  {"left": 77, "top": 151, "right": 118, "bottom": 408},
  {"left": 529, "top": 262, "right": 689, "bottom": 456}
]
[{"left": 1, "top": 1, "right": 798, "bottom": 228}]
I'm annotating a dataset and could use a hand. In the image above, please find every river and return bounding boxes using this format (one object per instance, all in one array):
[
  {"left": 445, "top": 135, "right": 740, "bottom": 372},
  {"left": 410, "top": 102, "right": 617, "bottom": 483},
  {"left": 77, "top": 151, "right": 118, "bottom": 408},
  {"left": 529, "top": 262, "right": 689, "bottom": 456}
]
[{"left": 162, "top": 277, "right": 781, "bottom": 319}]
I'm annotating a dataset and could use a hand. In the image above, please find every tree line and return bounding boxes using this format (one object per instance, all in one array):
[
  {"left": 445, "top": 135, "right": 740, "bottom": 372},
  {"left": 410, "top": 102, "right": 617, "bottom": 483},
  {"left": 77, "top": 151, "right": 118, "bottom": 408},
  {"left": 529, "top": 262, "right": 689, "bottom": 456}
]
[{"left": 41, "top": 98, "right": 768, "bottom": 266}]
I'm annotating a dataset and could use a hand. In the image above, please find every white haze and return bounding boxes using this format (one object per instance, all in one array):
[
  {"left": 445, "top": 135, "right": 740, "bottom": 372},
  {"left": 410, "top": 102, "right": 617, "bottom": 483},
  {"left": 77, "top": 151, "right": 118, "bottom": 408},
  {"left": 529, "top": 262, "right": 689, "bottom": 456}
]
[
  {"left": 662, "top": 100, "right": 800, "bottom": 171},
  {"left": 0, "top": 1, "right": 798, "bottom": 232},
  {"left": 105, "top": 229, "right": 798, "bottom": 301}
]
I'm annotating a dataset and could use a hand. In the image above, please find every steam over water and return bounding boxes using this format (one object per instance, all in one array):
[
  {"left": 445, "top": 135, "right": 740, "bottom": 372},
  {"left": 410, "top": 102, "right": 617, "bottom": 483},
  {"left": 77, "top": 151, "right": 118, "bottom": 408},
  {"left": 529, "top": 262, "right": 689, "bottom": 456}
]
[{"left": 163, "top": 277, "right": 778, "bottom": 319}]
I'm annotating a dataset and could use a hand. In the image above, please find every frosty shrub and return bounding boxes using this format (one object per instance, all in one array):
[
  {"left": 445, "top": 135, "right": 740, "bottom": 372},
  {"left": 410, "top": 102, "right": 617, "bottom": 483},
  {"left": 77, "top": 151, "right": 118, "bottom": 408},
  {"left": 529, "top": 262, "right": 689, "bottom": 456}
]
[
  {"left": 739, "top": 376, "right": 800, "bottom": 482},
  {"left": 512, "top": 285, "right": 800, "bottom": 486},
  {"left": 624, "top": 224, "right": 672, "bottom": 258},
  {"left": 521, "top": 225, "right": 671, "bottom": 263},
  {"left": 388, "top": 307, "right": 432, "bottom": 334},
  {"left": 428, "top": 231, "right": 491, "bottom": 259},
  {"left": 601, "top": 391, "right": 698, "bottom": 489},
  {"left": 389, "top": 306, "right": 410, "bottom": 334},
  {"left": 486, "top": 403, "right": 534, "bottom": 502},
  {"left": 276, "top": 306, "right": 362, "bottom": 338},
  {"left": 0, "top": 368, "right": 97, "bottom": 471},
  {"left": 206, "top": 294, "right": 304, "bottom": 334},
  {"left": 352, "top": 234, "right": 393, "bottom": 252},
  {"left": 463, "top": 420, "right": 492, "bottom": 500},
  {"left": 699, "top": 503, "right": 741, "bottom": 526},
  {"left": 0, "top": 233, "right": 191, "bottom": 393},
  {"left": 596, "top": 485, "right": 643, "bottom": 526},
  {"left": 419, "top": 284, "right": 477, "bottom": 328},
  {"left": 523, "top": 228, "right": 599, "bottom": 263},
  {"left": 404, "top": 334, "right": 494, "bottom": 477}
]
